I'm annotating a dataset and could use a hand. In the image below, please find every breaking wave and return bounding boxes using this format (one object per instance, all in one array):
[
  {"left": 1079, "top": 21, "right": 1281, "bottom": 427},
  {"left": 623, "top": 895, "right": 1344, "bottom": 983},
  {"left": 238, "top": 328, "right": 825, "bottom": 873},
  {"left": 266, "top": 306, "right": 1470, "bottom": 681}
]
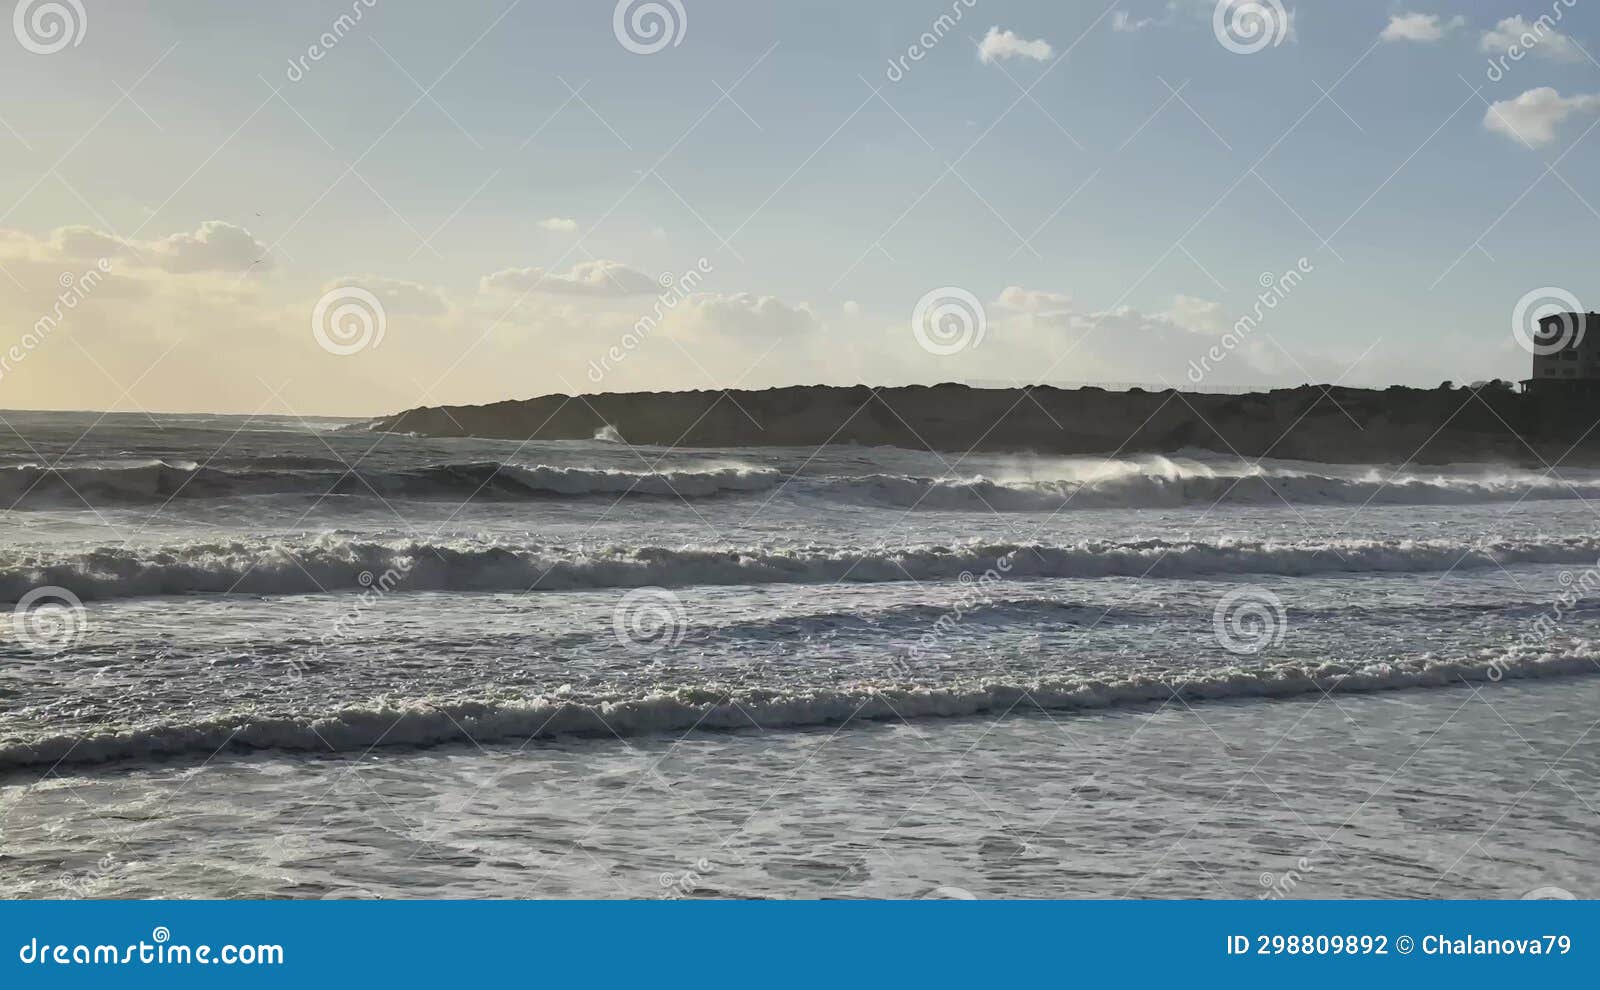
[
  {"left": 4, "top": 648, "right": 1594, "bottom": 769},
  {"left": 6, "top": 534, "right": 1599, "bottom": 602},
  {"left": 0, "top": 461, "right": 781, "bottom": 504},
  {"left": 798, "top": 465, "right": 1600, "bottom": 511},
  {"left": 4, "top": 455, "right": 1595, "bottom": 511}
]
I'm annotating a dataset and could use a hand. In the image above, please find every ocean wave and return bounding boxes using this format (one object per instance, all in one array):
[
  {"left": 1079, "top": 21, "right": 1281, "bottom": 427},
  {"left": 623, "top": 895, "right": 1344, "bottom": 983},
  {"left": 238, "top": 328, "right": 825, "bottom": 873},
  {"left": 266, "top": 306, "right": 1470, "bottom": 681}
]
[
  {"left": 799, "top": 467, "right": 1600, "bottom": 511},
  {"left": 5, "top": 454, "right": 1594, "bottom": 511},
  {"left": 5, "top": 534, "right": 1599, "bottom": 602},
  {"left": 0, "top": 461, "right": 781, "bottom": 505},
  {"left": 5, "top": 649, "right": 1594, "bottom": 769}
]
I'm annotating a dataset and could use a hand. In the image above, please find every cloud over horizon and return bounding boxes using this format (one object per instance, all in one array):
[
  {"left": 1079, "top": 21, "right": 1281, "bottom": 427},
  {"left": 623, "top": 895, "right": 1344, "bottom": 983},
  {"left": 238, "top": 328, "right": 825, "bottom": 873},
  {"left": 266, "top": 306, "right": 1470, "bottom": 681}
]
[
  {"left": 1484, "top": 87, "right": 1600, "bottom": 146},
  {"left": 480, "top": 259, "right": 661, "bottom": 297},
  {"left": 1480, "top": 15, "right": 1585, "bottom": 62},
  {"left": 1380, "top": 12, "right": 1462, "bottom": 43},
  {"left": 978, "top": 26, "right": 1053, "bottom": 63}
]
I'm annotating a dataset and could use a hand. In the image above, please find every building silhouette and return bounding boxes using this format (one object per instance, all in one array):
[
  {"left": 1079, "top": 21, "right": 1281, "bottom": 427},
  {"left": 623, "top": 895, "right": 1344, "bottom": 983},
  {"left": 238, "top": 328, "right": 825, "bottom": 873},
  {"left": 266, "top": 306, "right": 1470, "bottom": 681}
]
[{"left": 1522, "top": 312, "right": 1600, "bottom": 395}]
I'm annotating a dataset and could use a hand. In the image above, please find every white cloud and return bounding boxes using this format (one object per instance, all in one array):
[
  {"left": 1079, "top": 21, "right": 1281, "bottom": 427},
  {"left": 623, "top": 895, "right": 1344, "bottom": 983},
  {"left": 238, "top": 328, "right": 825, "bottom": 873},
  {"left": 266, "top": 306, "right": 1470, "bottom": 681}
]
[
  {"left": 40, "top": 220, "right": 271, "bottom": 274},
  {"left": 538, "top": 217, "right": 579, "bottom": 233},
  {"left": 1484, "top": 87, "right": 1600, "bottom": 146},
  {"left": 996, "top": 286, "right": 1072, "bottom": 315},
  {"left": 1167, "top": 294, "right": 1225, "bottom": 333},
  {"left": 668, "top": 293, "right": 818, "bottom": 337},
  {"left": 1481, "top": 15, "right": 1585, "bottom": 62},
  {"left": 842, "top": 300, "right": 861, "bottom": 316},
  {"left": 150, "top": 221, "right": 270, "bottom": 273},
  {"left": 988, "top": 286, "right": 1335, "bottom": 385},
  {"left": 480, "top": 259, "right": 659, "bottom": 296},
  {"left": 978, "top": 26, "right": 1052, "bottom": 63},
  {"left": 1380, "top": 12, "right": 1462, "bottom": 43}
]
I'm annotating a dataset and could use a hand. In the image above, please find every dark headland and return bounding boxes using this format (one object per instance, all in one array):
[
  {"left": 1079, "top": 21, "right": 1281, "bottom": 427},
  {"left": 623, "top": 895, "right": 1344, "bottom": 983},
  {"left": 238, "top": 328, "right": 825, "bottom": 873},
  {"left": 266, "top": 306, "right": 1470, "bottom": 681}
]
[{"left": 366, "top": 383, "right": 1600, "bottom": 465}]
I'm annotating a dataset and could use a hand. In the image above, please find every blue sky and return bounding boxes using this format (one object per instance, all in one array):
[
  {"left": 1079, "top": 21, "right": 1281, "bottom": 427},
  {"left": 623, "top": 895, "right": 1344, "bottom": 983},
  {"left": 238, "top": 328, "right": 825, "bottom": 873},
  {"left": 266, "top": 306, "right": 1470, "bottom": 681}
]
[{"left": 1, "top": 0, "right": 1597, "bottom": 414}]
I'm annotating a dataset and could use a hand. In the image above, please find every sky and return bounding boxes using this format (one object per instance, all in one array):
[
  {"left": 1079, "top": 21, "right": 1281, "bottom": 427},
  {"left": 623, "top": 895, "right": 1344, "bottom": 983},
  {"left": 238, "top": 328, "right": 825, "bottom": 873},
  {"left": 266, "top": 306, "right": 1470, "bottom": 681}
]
[{"left": 0, "top": 0, "right": 1598, "bottom": 415}]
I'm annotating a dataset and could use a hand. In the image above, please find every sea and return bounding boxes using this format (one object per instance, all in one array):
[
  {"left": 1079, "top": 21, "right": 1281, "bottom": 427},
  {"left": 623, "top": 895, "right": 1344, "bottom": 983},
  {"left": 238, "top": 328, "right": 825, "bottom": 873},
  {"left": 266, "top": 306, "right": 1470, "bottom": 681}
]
[{"left": 0, "top": 409, "right": 1596, "bottom": 899}]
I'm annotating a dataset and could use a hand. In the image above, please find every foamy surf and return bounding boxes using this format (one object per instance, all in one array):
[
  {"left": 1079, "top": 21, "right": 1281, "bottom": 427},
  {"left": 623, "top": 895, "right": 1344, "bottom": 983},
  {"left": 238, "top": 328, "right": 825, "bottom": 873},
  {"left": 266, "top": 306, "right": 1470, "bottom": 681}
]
[
  {"left": 6, "top": 534, "right": 1599, "bottom": 602},
  {"left": 5, "top": 648, "right": 1595, "bottom": 770},
  {"left": 800, "top": 469, "right": 1600, "bottom": 510},
  {"left": 4, "top": 455, "right": 1595, "bottom": 510}
]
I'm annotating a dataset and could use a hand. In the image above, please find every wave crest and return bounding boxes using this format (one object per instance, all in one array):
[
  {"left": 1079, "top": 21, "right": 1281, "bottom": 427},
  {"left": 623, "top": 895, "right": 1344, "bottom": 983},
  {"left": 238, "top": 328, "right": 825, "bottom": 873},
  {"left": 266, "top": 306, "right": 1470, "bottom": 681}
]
[
  {"left": 5, "top": 534, "right": 1599, "bottom": 602},
  {"left": 4, "top": 649, "right": 1592, "bottom": 769},
  {"left": 0, "top": 461, "right": 781, "bottom": 505}
]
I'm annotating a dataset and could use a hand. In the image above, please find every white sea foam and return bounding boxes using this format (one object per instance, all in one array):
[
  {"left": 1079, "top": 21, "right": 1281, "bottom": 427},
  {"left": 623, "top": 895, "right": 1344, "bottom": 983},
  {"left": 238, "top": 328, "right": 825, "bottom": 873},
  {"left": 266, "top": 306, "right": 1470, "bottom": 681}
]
[
  {"left": 3, "top": 455, "right": 1593, "bottom": 510},
  {"left": 801, "top": 462, "right": 1600, "bottom": 510},
  {"left": 5, "top": 533, "right": 1598, "bottom": 602},
  {"left": 5, "top": 648, "right": 1593, "bottom": 769}
]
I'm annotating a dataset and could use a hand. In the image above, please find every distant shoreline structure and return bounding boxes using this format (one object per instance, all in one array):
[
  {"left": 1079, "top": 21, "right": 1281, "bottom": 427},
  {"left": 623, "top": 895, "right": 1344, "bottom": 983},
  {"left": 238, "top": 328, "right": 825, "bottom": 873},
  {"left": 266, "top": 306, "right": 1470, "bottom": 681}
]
[{"left": 366, "top": 381, "right": 1595, "bottom": 466}]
